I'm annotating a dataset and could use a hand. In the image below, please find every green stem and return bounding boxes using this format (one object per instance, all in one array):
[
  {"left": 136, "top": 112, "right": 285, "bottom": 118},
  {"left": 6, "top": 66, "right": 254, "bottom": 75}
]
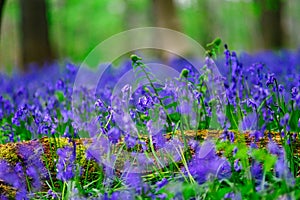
[{"left": 134, "top": 60, "right": 173, "bottom": 129}]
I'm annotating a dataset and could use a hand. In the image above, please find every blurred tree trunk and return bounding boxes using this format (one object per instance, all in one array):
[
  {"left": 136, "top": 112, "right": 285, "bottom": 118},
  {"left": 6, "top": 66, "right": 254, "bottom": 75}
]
[
  {"left": 151, "top": 0, "right": 191, "bottom": 60},
  {"left": 257, "top": 0, "right": 285, "bottom": 49},
  {"left": 0, "top": 0, "right": 5, "bottom": 36},
  {"left": 197, "top": 0, "right": 215, "bottom": 45},
  {"left": 152, "top": 0, "right": 181, "bottom": 31},
  {"left": 19, "top": 0, "right": 53, "bottom": 71}
]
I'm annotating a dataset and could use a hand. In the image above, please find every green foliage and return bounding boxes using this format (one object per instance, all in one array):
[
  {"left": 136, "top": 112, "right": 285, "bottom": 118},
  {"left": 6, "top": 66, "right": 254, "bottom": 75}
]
[
  {"left": 206, "top": 37, "right": 222, "bottom": 58},
  {"left": 55, "top": 91, "right": 65, "bottom": 102},
  {"left": 251, "top": 148, "right": 277, "bottom": 172}
]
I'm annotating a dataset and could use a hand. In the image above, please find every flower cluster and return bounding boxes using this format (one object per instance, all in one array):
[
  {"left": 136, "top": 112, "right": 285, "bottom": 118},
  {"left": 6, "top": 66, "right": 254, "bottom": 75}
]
[{"left": 0, "top": 46, "right": 299, "bottom": 199}]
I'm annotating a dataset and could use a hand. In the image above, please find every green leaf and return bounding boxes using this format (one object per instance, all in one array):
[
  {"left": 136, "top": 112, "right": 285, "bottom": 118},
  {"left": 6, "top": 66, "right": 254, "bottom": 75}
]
[
  {"left": 169, "top": 112, "right": 181, "bottom": 122},
  {"left": 182, "top": 183, "right": 197, "bottom": 199},
  {"left": 164, "top": 102, "right": 178, "bottom": 109},
  {"left": 55, "top": 91, "right": 65, "bottom": 102}
]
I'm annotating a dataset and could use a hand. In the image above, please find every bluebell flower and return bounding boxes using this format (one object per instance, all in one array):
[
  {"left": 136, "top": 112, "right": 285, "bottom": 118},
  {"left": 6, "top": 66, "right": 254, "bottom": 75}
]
[
  {"left": 250, "top": 142, "right": 258, "bottom": 149},
  {"left": 185, "top": 141, "right": 231, "bottom": 184},
  {"left": 224, "top": 192, "right": 242, "bottom": 200},
  {"left": 152, "top": 131, "right": 166, "bottom": 149},
  {"left": 138, "top": 95, "right": 153, "bottom": 110},
  {"left": 220, "top": 130, "right": 235, "bottom": 143},
  {"left": 18, "top": 142, "right": 48, "bottom": 188},
  {"left": 47, "top": 189, "right": 58, "bottom": 199},
  {"left": 94, "top": 98, "right": 106, "bottom": 111},
  {"left": 224, "top": 44, "right": 231, "bottom": 67},
  {"left": 26, "top": 165, "right": 42, "bottom": 191},
  {"left": 156, "top": 178, "right": 168, "bottom": 191},
  {"left": 240, "top": 112, "right": 257, "bottom": 131},
  {"left": 124, "top": 172, "right": 142, "bottom": 190},
  {"left": 250, "top": 130, "right": 264, "bottom": 142},
  {"left": 56, "top": 145, "right": 76, "bottom": 182},
  {"left": 110, "top": 190, "right": 134, "bottom": 200},
  {"left": 266, "top": 73, "right": 275, "bottom": 87},
  {"left": 275, "top": 157, "right": 295, "bottom": 186},
  {"left": 56, "top": 79, "right": 65, "bottom": 90},
  {"left": 267, "top": 140, "right": 282, "bottom": 156},
  {"left": 234, "top": 159, "right": 242, "bottom": 172},
  {"left": 125, "top": 134, "right": 137, "bottom": 149},
  {"left": 251, "top": 161, "right": 263, "bottom": 180},
  {"left": 247, "top": 99, "right": 257, "bottom": 110},
  {"left": 233, "top": 146, "right": 238, "bottom": 156},
  {"left": 107, "top": 127, "right": 121, "bottom": 144},
  {"left": 280, "top": 113, "right": 290, "bottom": 126},
  {"left": 0, "top": 160, "right": 27, "bottom": 197},
  {"left": 291, "top": 87, "right": 299, "bottom": 98},
  {"left": 0, "top": 194, "right": 8, "bottom": 200}
]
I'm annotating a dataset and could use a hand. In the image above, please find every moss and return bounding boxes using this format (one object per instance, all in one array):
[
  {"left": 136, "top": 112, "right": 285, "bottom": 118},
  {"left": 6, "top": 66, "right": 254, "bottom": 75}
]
[
  {"left": 0, "top": 142, "right": 19, "bottom": 165},
  {"left": 0, "top": 131, "right": 298, "bottom": 197},
  {"left": 0, "top": 181, "right": 16, "bottom": 200},
  {"left": 0, "top": 137, "right": 99, "bottom": 198}
]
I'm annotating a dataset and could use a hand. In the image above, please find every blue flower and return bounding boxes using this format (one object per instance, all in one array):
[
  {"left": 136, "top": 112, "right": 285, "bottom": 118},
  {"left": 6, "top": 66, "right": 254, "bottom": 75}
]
[
  {"left": 185, "top": 141, "right": 231, "bottom": 184},
  {"left": 107, "top": 127, "right": 121, "bottom": 144},
  {"left": 0, "top": 160, "right": 27, "bottom": 197},
  {"left": 251, "top": 161, "right": 263, "bottom": 180},
  {"left": 18, "top": 142, "right": 48, "bottom": 190},
  {"left": 156, "top": 178, "right": 168, "bottom": 191},
  {"left": 56, "top": 145, "right": 76, "bottom": 182},
  {"left": 266, "top": 73, "right": 275, "bottom": 87}
]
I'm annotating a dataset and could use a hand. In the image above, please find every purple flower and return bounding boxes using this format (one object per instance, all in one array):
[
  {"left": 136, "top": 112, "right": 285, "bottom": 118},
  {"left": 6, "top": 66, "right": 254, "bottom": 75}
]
[
  {"left": 280, "top": 113, "right": 289, "bottom": 126},
  {"left": 156, "top": 178, "right": 168, "bottom": 191},
  {"left": 220, "top": 130, "right": 235, "bottom": 143},
  {"left": 185, "top": 141, "right": 231, "bottom": 184},
  {"left": 18, "top": 142, "right": 48, "bottom": 189},
  {"left": 267, "top": 141, "right": 282, "bottom": 156},
  {"left": 138, "top": 95, "right": 153, "bottom": 110},
  {"left": 47, "top": 189, "right": 58, "bottom": 199},
  {"left": 56, "top": 145, "right": 76, "bottom": 182},
  {"left": 291, "top": 87, "right": 299, "bottom": 98},
  {"left": 125, "top": 135, "right": 137, "bottom": 149},
  {"left": 224, "top": 192, "right": 235, "bottom": 199},
  {"left": 110, "top": 190, "right": 134, "bottom": 200},
  {"left": 0, "top": 160, "right": 27, "bottom": 197},
  {"left": 250, "top": 130, "right": 264, "bottom": 141},
  {"left": 224, "top": 192, "right": 242, "bottom": 200},
  {"left": 278, "top": 84, "right": 284, "bottom": 93},
  {"left": 266, "top": 73, "right": 275, "bottom": 87},
  {"left": 240, "top": 112, "right": 257, "bottom": 131},
  {"left": 224, "top": 44, "right": 231, "bottom": 67},
  {"left": 234, "top": 159, "right": 242, "bottom": 172},
  {"left": 107, "top": 127, "right": 121, "bottom": 144},
  {"left": 124, "top": 172, "right": 141, "bottom": 188},
  {"left": 26, "top": 165, "right": 42, "bottom": 191},
  {"left": 275, "top": 157, "right": 295, "bottom": 186},
  {"left": 247, "top": 99, "right": 257, "bottom": 110},
  {"left": 0, "top": 194, "right": 8, "bottom": 200},
  {"left": 251, "top": 161, "right": 263, "bottom": 180},
  {"left": 152, "top": 131, "right": 167, "bottom": 149},
  {"left": 56, "top": 79, "right": 65, "bottom": 90},
  {"left": 250, "top": 142, "right": 258, "bottom": 149},
  {"left": 123, "top": 172, "right": 149, "bottom": 194},
  {"left": 86, "top": 136, "right": 110, "bottom": 163}
]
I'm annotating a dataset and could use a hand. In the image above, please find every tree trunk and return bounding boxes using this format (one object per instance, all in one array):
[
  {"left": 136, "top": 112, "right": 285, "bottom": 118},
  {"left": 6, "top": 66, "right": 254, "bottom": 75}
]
[
  {"left": 151, "top": 0, "right": 190, "bottom": 60},
  {"left": 152, "top": 0, "right": 181, "bottom": 31},
  {"left": 0, "top": 0, "right": 5, "bottom": 36},
  {"left": 258, "top": 0, "right": 285, "bottom": 49},
  {"left": 19, "top": 0, "right": 53, "bottom": 71}
]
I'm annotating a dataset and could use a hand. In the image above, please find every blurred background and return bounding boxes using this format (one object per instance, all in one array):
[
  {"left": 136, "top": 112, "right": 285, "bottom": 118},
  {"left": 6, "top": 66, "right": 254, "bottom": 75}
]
[{"left": 0, "top": 0, "right": 299, "bottom": 72}]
